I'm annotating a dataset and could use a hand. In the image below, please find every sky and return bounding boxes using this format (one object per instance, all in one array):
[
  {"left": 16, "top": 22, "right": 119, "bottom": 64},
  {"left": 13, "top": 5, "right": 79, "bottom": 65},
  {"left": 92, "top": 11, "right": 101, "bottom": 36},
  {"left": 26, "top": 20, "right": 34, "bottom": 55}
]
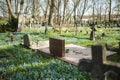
[{"left": 0, "top": 0, "right": 119, "bottom": 17}]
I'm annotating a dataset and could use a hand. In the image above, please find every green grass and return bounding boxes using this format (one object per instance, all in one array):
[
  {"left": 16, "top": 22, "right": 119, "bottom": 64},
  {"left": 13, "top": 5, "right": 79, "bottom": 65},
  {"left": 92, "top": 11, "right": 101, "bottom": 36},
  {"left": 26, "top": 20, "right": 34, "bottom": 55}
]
[
  {"left": 0, "top": 44, "right": 90, "bottom": 79},
  {"left": 0, "top": 27, "right": 119, "bottom": 49},
  {"left": 0, "top": 27, "right": 120, "bottom": 79}
]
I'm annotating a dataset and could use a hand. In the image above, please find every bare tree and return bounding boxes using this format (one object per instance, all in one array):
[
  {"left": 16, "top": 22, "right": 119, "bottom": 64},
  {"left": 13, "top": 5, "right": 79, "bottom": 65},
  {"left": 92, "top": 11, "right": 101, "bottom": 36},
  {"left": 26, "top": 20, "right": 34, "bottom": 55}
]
[
  {"left": 0, "top": 0, "right": 8, "bottom": 17},
  {"left": 6, "top": 0, "right": 17, "bottom": 19},
  {"left": 43, "top": 0, "right": 50, "bottom": 34},
  {"left": 48, "top": 0, "right": 55, "bottom": 27},
  {"left": 77, "top": 0, "right": 89, "bottom": 24},
  {"left": 5, "top": 0, "right": 25, "bottom": 32},
  {"left": 62, "top": 0, "right": 69, "bottom": 24},
  {"left": 108, "top": 0, "right": 112, "bottom": 22},
  {"left": 72, "top": 0, "right": 81, "bottom": 35},
  {"left": 17, "top": 0, "right": 24, "bottom": 32},
  {"left": 53, "top": 0, "right": 63, "bottom": 33},
  {"left": 15, "top": 0, "right": 18, "bottom": 15}
]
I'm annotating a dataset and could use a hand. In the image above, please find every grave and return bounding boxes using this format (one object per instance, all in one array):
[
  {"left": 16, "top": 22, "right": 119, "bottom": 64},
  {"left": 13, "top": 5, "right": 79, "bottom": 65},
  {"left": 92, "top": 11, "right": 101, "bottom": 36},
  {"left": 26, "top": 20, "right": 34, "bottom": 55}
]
[
  {"left": 78, "top": 45, "right": 120, "bottom": 80},
  {"left": 39, "top": 43, "right": 116, "bottom": 65},
  {"left": 23, "top": 36, "right": 119, "bottom": 79},
  {"left": 89, "top": 23, "right": 96, "bottom": 40},
  {"left": 23, "top": 34, "right": 31, "bottom": 48},
  {"left": 28, "top": 38, "right": 117, "bottom": 66},
  {"left": 7, "top": 33, "right": 16, "bottom": 42},
  {"left": 101, "top": 32, "right": 105, "bottom": 37},
  {"left": 49, "top": 38, "right": 65, "bottom": 57}
]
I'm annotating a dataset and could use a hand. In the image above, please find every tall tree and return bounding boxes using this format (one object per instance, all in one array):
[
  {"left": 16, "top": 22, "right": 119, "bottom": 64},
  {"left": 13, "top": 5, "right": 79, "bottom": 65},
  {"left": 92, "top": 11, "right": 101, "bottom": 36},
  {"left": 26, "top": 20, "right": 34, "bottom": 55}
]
[
  {"left": 6, "top": 0, "right": 18, "bottom": 31},
  {"left": 44, "top": 0, "right": 50, "bottom": 34},
  {"left": 72, "top": 0, "right": 81, "bottom": 35},
  {"left": 5, "top": 0, "right": 25, "bottom": 32},
  {"left": 15, "top": 0, "right": 18, "bottom": 15},
  {"left": 62, "top": 0, "right": 69, "bottom": 24},
  {"left": 6, "top": 0, "right": 17, "bottom": 19},
  {"left": 17, "top": 0, "right": 24, "bottom": 32},
  {"left": 108, "top": 0, "right": 112, "bottom": 22},
  {"left": 0, "top": 0, "right": 8, "bottom": 17},
  {"left": 92, "top": 0, "right": 95, "bottom": 23},
  {"left": 48, "top": 0, "right": 55, "bottom": 27},
  {"left": 77, "top": 0, "right": 89, "bottom": 24}
]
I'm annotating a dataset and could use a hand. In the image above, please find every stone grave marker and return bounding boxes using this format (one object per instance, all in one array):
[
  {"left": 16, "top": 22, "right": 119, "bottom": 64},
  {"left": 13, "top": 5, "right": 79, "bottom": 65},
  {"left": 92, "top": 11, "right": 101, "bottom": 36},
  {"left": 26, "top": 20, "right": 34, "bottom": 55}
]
[
  {"left": 79, "top": 44, "right": 120, "bottom": 80},
  {"left": 49, "top": 38, "right": 65, "bottom": 57},
  {"left": 23, "top": 34, "right": 31, "bottom": 48},
  {"left": 7, "top": 33, "right": 16, "bottom": 42},
  {"left": 89, "top": 23, "right": 96, "bottom": 40}
]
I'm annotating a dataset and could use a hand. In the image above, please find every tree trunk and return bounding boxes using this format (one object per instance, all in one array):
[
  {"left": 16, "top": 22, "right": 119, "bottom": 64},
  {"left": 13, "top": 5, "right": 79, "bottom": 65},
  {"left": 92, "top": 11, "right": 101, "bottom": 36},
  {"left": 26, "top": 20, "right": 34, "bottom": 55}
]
[
  {"left": 109, "top": 0, "right": 111, "bottom": 23},
  {"left": 48, "top": 0, "right": 54, "bottom": 27},
  {"left": 32, "top": 0, "right": 35, "bottom": 18},
  {"left": 44, "top": 0, "right": 49, "bottom": 34},
  {"left": 17, "top": 0, "right": 24, "bottom": 32},
  {"left": 15, "top": 0, "right": 18, "bottom": 15},
  {"left": 74, "top": 2, "right": 77, "bottom": 35},
  {"left": 63, "top": 0, "right": 69, "bottom": 24},
  {"left": 92, "top": 0, "right": 95, "bottom": 23},
  {"left": 6, "top": 0, "right": 17, "bottom": 19},
  {"left": 6, "top": 0, "right": 18, "bottom": 31}
]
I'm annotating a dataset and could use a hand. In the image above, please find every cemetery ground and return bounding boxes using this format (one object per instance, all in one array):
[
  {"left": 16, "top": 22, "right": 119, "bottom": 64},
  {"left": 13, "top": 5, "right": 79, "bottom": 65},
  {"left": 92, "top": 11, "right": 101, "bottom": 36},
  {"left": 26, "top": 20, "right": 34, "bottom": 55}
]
[{"left": 0, "top": 26, "right": 120, "bottom": 79}]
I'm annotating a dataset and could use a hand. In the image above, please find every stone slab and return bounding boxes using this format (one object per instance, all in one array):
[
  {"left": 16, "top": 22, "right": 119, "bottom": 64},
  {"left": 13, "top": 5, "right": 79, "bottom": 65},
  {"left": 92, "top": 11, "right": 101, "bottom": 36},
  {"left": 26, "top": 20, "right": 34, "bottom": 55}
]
[{"left": 33, "top": 42, "right": 116, "bottom": 65}]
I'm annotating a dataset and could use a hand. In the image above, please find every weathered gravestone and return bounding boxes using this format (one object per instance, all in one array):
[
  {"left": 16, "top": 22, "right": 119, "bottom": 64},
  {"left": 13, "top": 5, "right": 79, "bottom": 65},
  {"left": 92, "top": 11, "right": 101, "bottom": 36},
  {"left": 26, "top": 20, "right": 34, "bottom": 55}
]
[
  {"left": 79, "top": 44, "right": 120, "bottom": 80},
  {"left": 101, "top": 32, "right": 105, "bottom": 37},
  {"left": 91, "top": 45, "right": 106, "bottom": 80},
  {"left": 89, "top": 23, "right": 96, "bottom": 40},
  {"left": 49, "top": 38, "right": 65, "bottom": 57},
  {"left": 23, "top": 34, "right": 31, "bottom": 48},
  {"left": 7, "top": 33, "right": 16, "bottom": 42}
]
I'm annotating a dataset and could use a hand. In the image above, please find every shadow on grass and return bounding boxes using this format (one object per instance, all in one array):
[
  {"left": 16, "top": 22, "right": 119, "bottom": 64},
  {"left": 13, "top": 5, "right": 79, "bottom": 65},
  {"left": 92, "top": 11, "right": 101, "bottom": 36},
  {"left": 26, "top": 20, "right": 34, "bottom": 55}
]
[{"left": 0, "top": 45, "right": 91, "bottom": 79}]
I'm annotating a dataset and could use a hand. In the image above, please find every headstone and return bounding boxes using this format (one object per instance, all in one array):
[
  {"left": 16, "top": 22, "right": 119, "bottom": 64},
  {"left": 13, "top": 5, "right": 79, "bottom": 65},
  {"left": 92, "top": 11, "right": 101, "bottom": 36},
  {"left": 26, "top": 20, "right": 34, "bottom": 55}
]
[
  {"left": 89, "top": 23, "right": 96, "bottom": 40},
  {"left": 23, "top": 34, "right": 31, "bottom": 48},
  {"left": 90, "top": 30, "right": 95, "bottom": 40},
  {"left": 10, "top": 36, "right": 16, "bottom": 42},
  {"left": 101, "top": 32, "right": 105, "bottom": 37},
  {"left": 78, "top": 44, "right": 120, "bottom": 80},
  {"left": 49, "top": 38, "right": 65, "bottom": 57},
  {"left": 91, "top": 45, "right": 106, "bottom": 80},
  {"left": 7, "top": 33, "right": 16, "bottom": 42}
]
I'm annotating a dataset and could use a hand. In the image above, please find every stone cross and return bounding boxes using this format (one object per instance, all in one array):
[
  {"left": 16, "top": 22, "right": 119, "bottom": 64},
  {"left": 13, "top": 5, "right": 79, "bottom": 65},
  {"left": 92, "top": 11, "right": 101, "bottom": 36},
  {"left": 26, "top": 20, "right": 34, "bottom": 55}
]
[
  {"left": 91, "top": 45, "right": 106, "bottom": 80},
  {"left": 79, "top": 44, "right": 120, "bottom": 80},
  {"left": 89, "top": 23, "right": 96, "bottom": 40},
  {"left": 23, "top": 34, "right": 31, "bottom": 48}
]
